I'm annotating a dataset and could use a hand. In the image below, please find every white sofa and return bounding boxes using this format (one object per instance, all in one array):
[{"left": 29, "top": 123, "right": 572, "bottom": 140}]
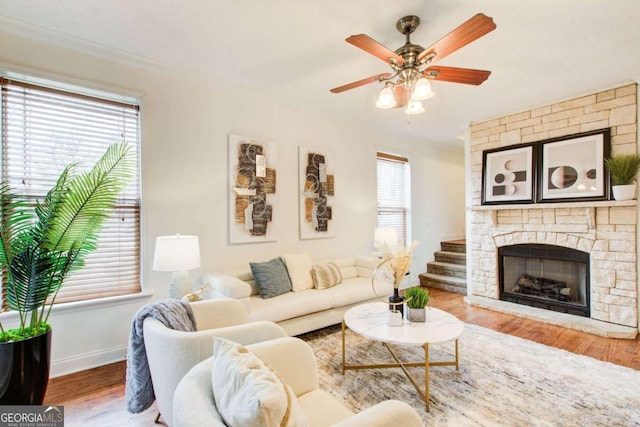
[
  {"left": 173, "top": 336, "right": 424, "bottom": 427},
  {"left": 201, "top": 256, "right": 393, "bottom": 336}
]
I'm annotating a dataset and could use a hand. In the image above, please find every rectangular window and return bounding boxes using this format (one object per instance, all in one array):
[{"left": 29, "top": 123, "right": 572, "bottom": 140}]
[
  {"left": 376, "top": 152, "right": 411, "bottom": 246},
  {"left": 0, "top": 73, "right": 141, "bottom": 307}
]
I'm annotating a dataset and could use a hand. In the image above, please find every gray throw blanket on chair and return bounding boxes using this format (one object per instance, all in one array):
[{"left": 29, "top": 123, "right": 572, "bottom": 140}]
[{"left": 125, "top": 299, "right": 197, "bottom": 414}]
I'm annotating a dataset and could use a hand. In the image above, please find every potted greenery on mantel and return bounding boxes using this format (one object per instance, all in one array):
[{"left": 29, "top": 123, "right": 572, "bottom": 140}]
[
  {"left": 605, "top": 153, "right": 640, "bottom": 201},
  {"left": 0, "top": 143, "right": 134, "bottom": 404}
]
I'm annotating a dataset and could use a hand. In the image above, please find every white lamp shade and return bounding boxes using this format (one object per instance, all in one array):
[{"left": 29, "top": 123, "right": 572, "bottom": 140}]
[
  {"left": 374, "top": 227, "right": 399, "bottom": 249},
  {"left": 375, "top": 84, "right": 396, "bottom": 109},
  {"left": 153, "top": 234, "right": 201, "bottom": 272}
]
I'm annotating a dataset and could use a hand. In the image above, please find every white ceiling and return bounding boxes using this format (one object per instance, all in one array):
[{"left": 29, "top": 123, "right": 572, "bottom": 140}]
[{"left": 1, "top": 0, "right": 639, "bottom": 146}]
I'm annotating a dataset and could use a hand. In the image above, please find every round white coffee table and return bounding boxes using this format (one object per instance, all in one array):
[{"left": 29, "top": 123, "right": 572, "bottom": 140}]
[{"left": 341, "top": 302, "right": 464, "bottom": 411}]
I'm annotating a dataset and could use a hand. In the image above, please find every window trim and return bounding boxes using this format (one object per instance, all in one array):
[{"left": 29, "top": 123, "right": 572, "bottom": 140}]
[
  {"left": 0, "top": 71, "right": 142, "bottom": 309},
  {"left": 376, "top": 151, "right": 411, "bottom": 246}
]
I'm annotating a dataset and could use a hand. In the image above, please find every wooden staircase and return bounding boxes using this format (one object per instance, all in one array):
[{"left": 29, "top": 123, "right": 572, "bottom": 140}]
[{"left": 419, "top": 239, "right": 467, "bottom": 294}]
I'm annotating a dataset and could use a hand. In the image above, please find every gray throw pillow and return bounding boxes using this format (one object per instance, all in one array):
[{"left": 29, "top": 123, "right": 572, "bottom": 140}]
[{"left": 249, "top": 257, "right": 292, "bottom": 299}]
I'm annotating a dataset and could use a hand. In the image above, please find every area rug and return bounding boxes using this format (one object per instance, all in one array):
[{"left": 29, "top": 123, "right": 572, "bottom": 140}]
[{"left": 299, "top": 324, "right": 640, "bottom": 427}]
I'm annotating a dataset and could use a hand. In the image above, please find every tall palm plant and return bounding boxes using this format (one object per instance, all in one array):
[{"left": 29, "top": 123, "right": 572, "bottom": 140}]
[{"left": 0, "top": 143, "right": 135, "bottom": 342}]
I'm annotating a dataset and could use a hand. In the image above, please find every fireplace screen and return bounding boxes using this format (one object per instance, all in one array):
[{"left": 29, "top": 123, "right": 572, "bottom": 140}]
[{"left": 499, "top": 244, "right": 589, "bottom": 317}]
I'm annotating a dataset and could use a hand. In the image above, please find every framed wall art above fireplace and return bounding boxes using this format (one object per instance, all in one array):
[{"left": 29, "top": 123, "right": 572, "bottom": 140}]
[
  {"left": 537, "top": 129, "right": 610, "bottom": 203},
  {"left": 481, "top": 143, "right": 536, "bottom": 205}
]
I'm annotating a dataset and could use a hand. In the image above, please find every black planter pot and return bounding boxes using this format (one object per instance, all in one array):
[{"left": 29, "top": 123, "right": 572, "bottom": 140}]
[{"left": 0, "top": 329, "right": 52, "bottom": 404}]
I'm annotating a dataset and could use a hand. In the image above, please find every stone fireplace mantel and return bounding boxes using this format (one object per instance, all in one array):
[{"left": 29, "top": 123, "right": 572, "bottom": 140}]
[{"left": 467, "top": 83, "right": 638, "bottom": 338}]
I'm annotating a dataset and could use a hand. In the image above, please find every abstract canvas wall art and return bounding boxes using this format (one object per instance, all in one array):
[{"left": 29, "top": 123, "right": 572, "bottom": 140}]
[
  {"left": 299, "top": 146, "right": 335, "bottom": 239},
  {"left": 481, "top": 144, "right": 535, "bottom": 205},
  {"left": 228, "top": 134, "right": 277, "bottom": 243},
  {"left": 538, "top": 129, "right": 610, "bottom": 202}
]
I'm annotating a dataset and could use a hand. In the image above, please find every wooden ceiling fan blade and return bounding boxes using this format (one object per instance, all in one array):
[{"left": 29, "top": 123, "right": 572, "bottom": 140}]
[
  {"left": 423, "top": 66, "right": 491, "bottom": 85},
  {"left": 330, "top": 73, "right": 391, "bottom": 93},
  {"left": 346, "top": 34, "right": 405, "bottom": 65},
  {"left": 418, "top": 13, "right": 496, "bottom": 63}
]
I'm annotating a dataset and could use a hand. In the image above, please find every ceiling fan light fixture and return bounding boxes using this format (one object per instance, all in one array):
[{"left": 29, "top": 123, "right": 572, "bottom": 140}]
[
  {"left": 412, "top": 77, "right": 434, "bottom": 101},
  {"left": 375, "top": 83, "right": 396, "bottom": 109},
  {"left": 405, "top": 100, "right": 425, "bottom": 115},
  {"left": 330, "top": 13, "right": 496, "bottom": 118}
]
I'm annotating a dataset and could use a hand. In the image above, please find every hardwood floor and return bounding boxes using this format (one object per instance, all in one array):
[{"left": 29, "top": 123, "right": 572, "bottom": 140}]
[{"left": 44, "top": 288, "right": 640, "bottom": 426}]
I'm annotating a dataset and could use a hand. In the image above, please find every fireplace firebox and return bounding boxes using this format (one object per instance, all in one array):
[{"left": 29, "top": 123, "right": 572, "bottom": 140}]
[{"left": 498, "top": 244, "right": 590, "bottom": 317}]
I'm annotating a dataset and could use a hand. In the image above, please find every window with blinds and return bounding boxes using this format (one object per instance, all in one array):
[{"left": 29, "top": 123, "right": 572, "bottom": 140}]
[
  {"left": 0, "top": 74, "right": 141, "bottom": 307},
  {"left": 376, "top": 152, "right": 411, "bottom": 246}
]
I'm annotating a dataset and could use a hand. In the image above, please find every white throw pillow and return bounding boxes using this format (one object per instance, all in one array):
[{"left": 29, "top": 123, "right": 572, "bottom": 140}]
[
  {"left": 211, "top": 337, "right": 308, "bottom": 427},
  {"left": 281, "top": 252, "right": 314, "bottom": 291}
]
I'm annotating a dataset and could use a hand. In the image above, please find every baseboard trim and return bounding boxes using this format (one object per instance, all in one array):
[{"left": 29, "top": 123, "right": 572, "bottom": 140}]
[{"left": 51, "top": 346, "right": 127, "bottom": 378}]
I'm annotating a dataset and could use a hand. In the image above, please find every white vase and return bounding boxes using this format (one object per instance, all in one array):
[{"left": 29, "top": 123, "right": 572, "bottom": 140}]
[{"left": 612, "top": 184, "right": 636, "bottom": 201}]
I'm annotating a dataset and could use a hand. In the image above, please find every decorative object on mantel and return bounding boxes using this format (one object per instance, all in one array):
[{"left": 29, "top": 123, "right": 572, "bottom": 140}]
[
  {"left": 481, "top": 143, "right": 535, "bottom": 205},
  {"left": 299, "top": 146, "right": 335, "bottom": 239},
  {"left": 405, "top": 286, "right": 430, "bottom": 322},
  {"left": 329, "top": 13, "right": 496, "bottom": 116},
  {"left": 605, "top": 153, "right": 640, "bottom": 201},
  {"left": 228, "top": 134, "right": 277, "bottom": 244},
  {"left": 481, "top": 129, "right": 612, "bottom": 205},
  {"left": 538, "top": 129, "right": 610, "bottom": 203},
  {"left": 153, "top": 234, "right": 201, "bottom": 299}
]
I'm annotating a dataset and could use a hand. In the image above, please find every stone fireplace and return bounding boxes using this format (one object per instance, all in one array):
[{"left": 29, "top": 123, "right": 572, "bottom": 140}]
[
  {"left": 499, "top": 244, "right": 589, "bottom": 317},
  {"left": 467, "top": 83, "right": 639, "bottom": 338}
]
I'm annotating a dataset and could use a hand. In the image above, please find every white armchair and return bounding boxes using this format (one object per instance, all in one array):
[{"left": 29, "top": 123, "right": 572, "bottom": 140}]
[
  {"left": 143, "top": 298, "right": 287, "bottom": 426},
  {"left": 173, "top": 336, "right": 423, "bottom": 427}
]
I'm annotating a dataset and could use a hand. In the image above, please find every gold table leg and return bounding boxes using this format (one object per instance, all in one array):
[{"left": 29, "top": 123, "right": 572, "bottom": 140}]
[
  {"left": 342, "top": 323, "right": 458, "bottom": 412},
  {"left": 341, "top": 320, "right": 346, "bottom": 375},
  {"left": 425, "top": 343, "right": 430, "bottom": 411}
]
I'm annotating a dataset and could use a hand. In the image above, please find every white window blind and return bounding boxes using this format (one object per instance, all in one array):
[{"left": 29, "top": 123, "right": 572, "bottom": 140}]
[
  {"left": 377, "top": 152, "right": 410, "bottom": 246},
  {"left": 0, "top": 76, "right": 141, "bottom": 306}
]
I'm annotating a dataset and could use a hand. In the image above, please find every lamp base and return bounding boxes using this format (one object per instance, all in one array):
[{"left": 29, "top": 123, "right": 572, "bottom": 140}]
[{"left": 169, "top": 271, "right": 192, "bottom": 299}]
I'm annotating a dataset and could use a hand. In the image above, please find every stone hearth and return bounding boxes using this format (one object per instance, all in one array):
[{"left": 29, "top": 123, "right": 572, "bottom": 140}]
[{"left": 467, "top": 83, "right": 638, "bottom": 338}]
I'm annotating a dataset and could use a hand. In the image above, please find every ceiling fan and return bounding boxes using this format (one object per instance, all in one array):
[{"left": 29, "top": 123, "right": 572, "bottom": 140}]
[{"left": 330, "top": 13, "right": 496, "bottom": 115}]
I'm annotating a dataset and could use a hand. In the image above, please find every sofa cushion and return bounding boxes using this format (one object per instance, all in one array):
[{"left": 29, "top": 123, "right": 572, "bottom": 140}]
[
  {"left": 323, "top": 277, "right": 393, "bottom": 308},
  {"left": 211, "top": 338, "right": 308, "bottom": 427},
  {"left": 281, "top": 252, "right": 314, "bottom": 292},
  {"left": 250, "top": 257, "right": 292, "bottom": 299},
  {"left": 248, "top": 290, "right": 335, "bottom": 323},
  {"left": 331, "top": 257, "right": 358, "bottom": 280},
  {"left": 311, "top": 263, "right": 342, "bottom": 290},
  {"left": 297, "top": 389, "right": 354, "bottom": 426}
]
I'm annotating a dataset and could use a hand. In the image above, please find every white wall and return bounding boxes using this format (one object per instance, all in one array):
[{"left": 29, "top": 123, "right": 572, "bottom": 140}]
[{"left": 0, "top": 30, "right": 466, "bottom": 376}]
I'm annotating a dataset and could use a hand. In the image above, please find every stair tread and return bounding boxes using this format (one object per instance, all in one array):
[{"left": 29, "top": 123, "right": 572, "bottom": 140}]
[
  {"left": 435, "top": 250, "right": 466, "bottom": 258},
  {"left": 427, "top": 261, "right": 466, "bottom": 271},
  {"left": 419, "top": 272, "right": 467, "bottom": 285},
  {"left": 441, "top": 239, "right": 466, "bottom": 246}
]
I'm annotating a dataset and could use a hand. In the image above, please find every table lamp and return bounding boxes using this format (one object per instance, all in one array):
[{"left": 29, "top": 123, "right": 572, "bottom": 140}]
[
  {"left": 152, "top": 234, "right": 201, "bottom": 299},
  {"left": 374, "top": 227, "right": 399, "bottom": 252}
]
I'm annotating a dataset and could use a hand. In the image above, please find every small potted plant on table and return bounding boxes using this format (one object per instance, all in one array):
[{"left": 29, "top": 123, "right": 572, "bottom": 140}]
[
  {"left": 605, "top": 153, "right": 640, "bottom": 200},
  {"left": 405, "top": 286, "right": 430, "bottom": 322}
]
